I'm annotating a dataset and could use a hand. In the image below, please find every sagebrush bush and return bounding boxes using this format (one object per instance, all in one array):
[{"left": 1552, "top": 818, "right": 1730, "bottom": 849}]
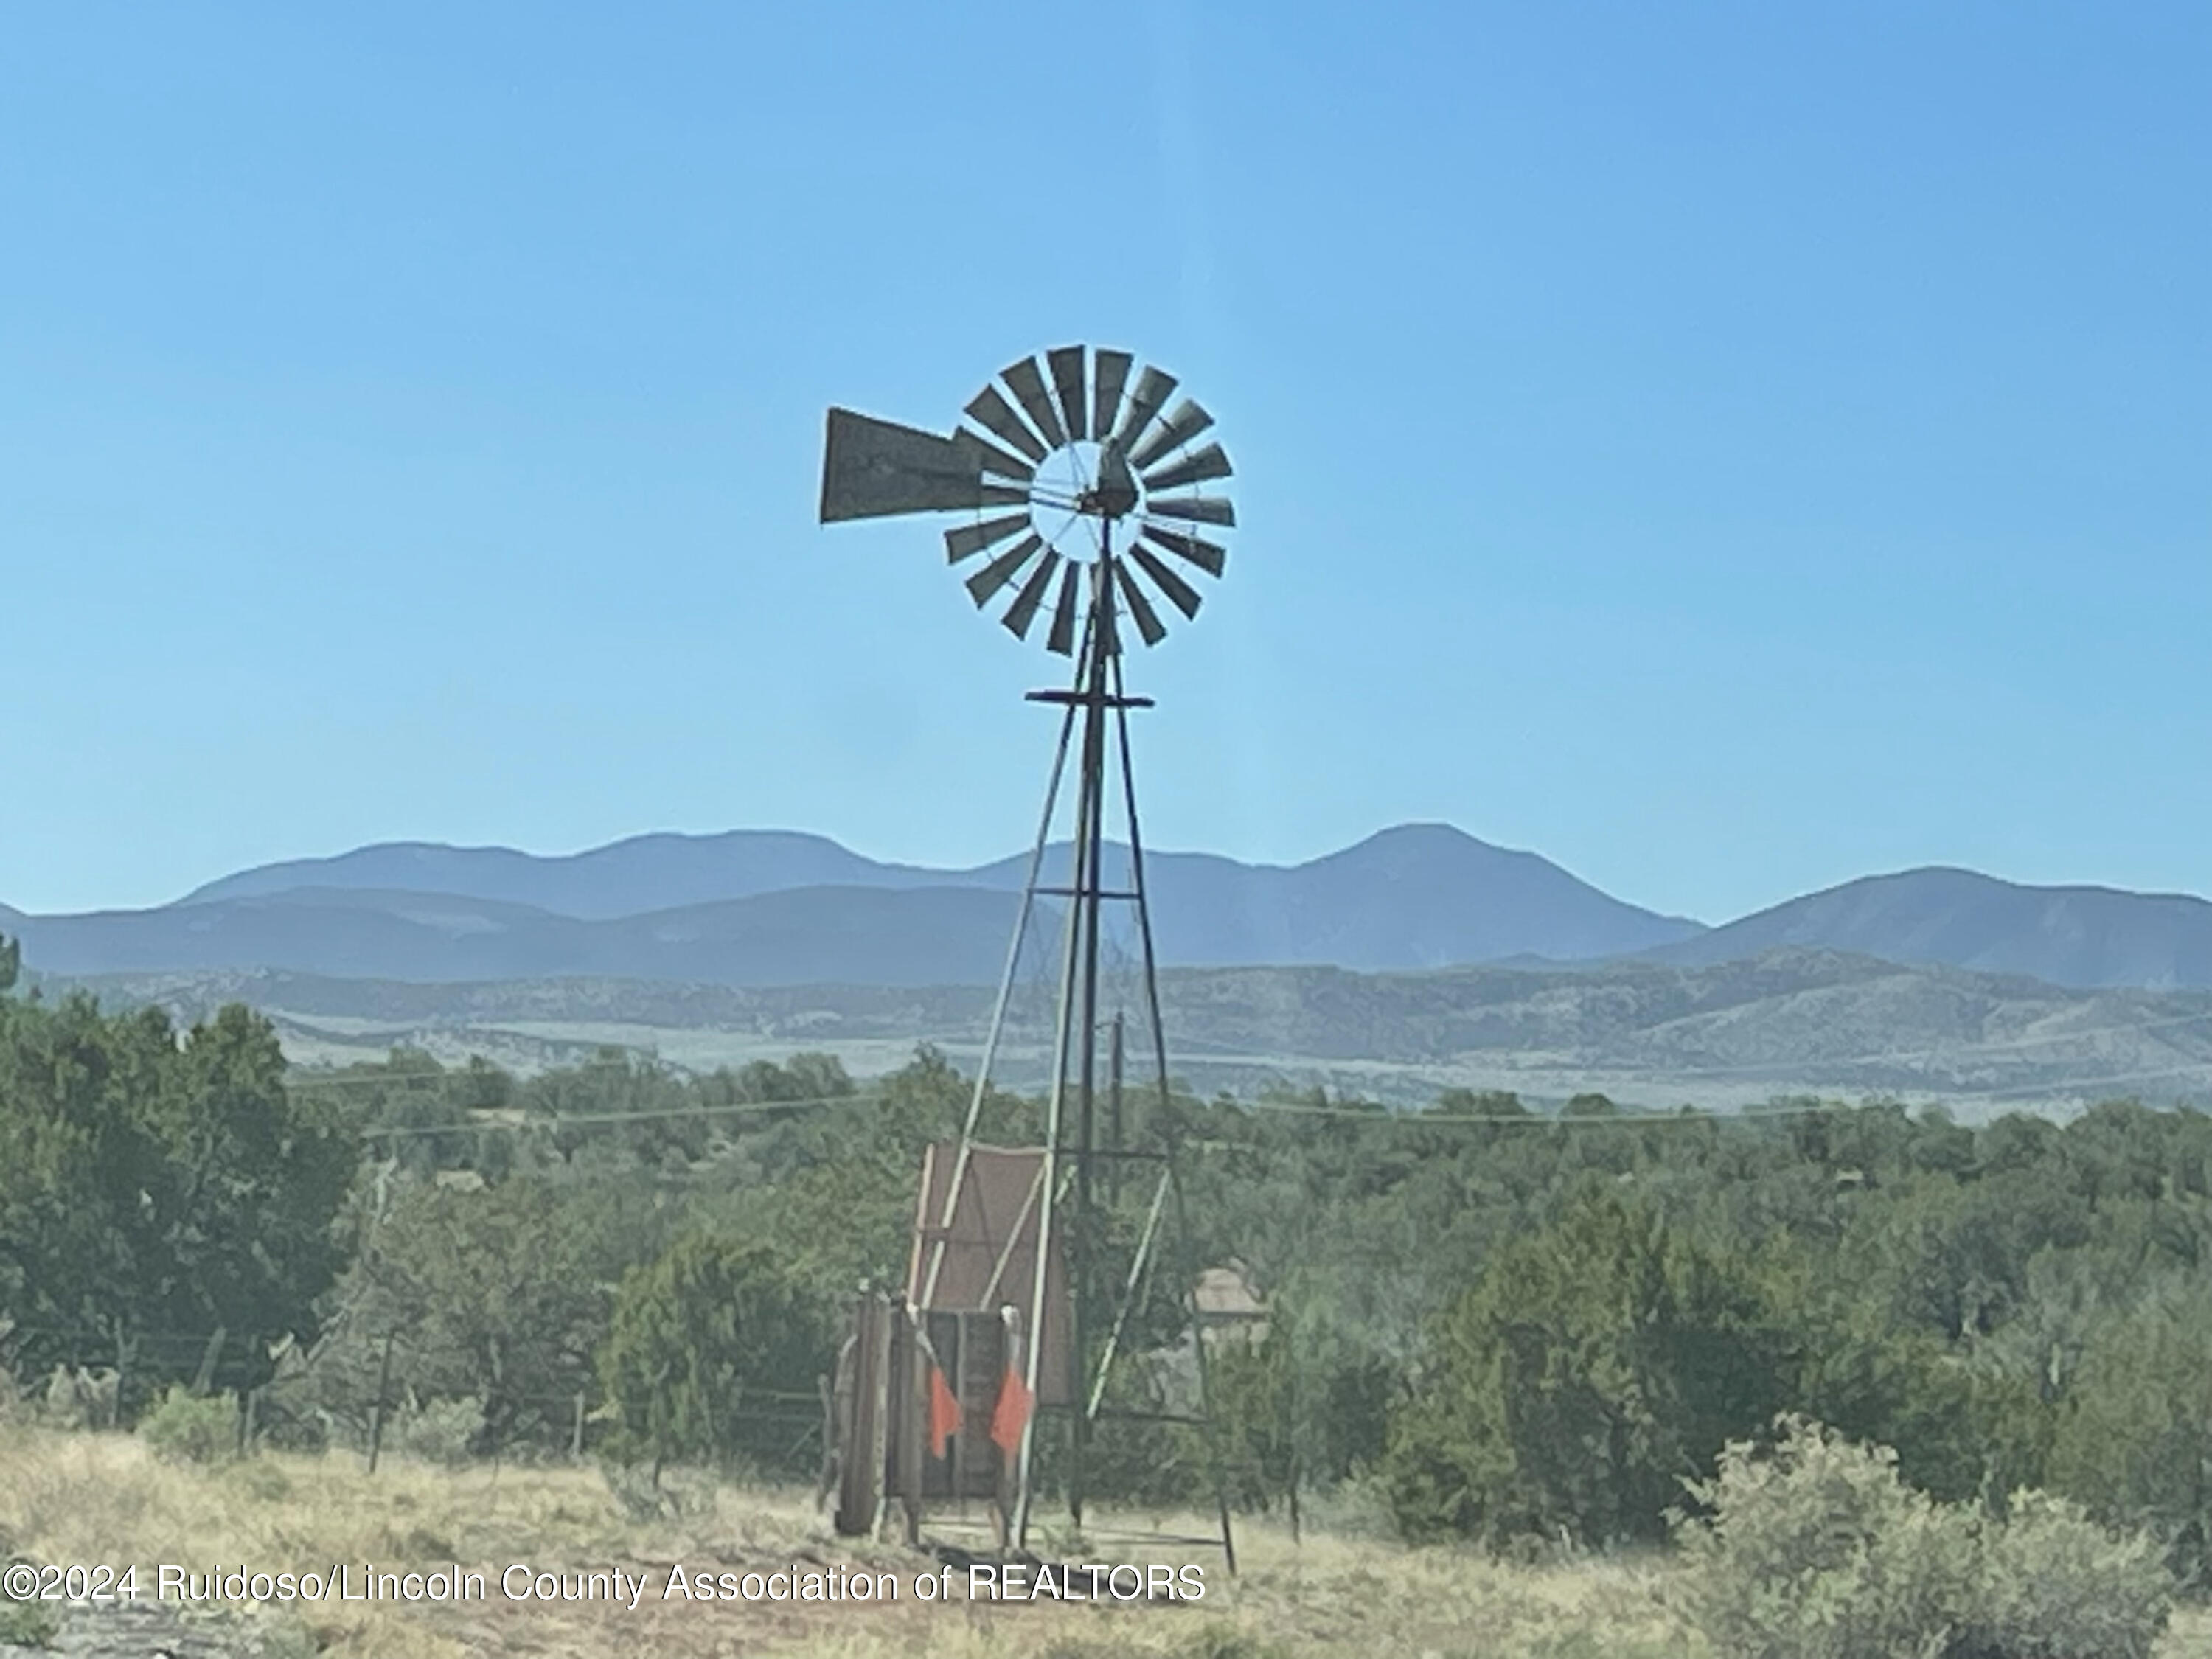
[
  {"left": 0, "top": 1596, "right": 62, "bottom": 1649},
  {"left": 1965, "top": 1489, "right": 2170, "bottom": 1659},
  {"left": 1674, "top": 1417, "right": 1975, "bottom": 1659},
  {"left": 1674, "top": 1417, "right": 2171, "bottom": 1659},
  {"left": 389, "top": 1394, "right": 483, "bottom": 1466},
  {"left": 136, "top": 1385, "right": 237, "bottom": 1464}
]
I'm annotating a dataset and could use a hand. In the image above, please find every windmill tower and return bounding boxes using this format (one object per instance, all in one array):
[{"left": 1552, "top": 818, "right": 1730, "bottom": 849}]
[{"left": 818, "top": 347, "right": 1237, "bottom": 1565}]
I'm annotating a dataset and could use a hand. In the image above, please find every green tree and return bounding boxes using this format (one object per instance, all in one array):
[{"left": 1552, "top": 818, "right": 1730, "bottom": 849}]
[
  {"left": 0, "top": 994, "right": 172, "bottom": 1389},
  {"left": 145, "top": 1006, "right": 358, "bottom": 1382},
  {"left": 2048, "top": 1277, "right": 2212, "bottom": 1587},
  {"left": 0, "top": 993, "right": 352, "bottom": 1406},
  {"left": 338, "top": 1173, "right": 669, "bottom": 1454},
  {"left": 597, "top": 1231, "right": 830, "bottom": 1475},
  {"left": 1384, "top": 1186, "right": 1789, "bottom": 1544}
]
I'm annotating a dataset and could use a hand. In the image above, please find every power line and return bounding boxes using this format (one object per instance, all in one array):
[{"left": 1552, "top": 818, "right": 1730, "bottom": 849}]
[
  {"left": 1236, "top": 1097, "right": 1833, "bottom": 1127},
  {"left": 296, "top": 1065, "right": 2212, "bottom": 1140},
  {"left": 282, "top": 1060, "right": 650, "bottom": 1091},
  {"left": 270, "top": 1008, "right": 2212, "bottom": 1141},
  {"left": 277, "top": 1001, "right": 2212, "bottom": 1101},
  {"left": 1233, "top": 1069, "right": 2212, "bottom": 1127},
  {"left": 349, "top": 1088, "right": 883, "bottom": 1141}
]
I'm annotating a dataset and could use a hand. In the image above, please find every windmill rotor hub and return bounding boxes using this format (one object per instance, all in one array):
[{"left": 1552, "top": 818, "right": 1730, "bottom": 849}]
[{"left": 1075, "top": 441, "right": 1141, "bottom": 522}]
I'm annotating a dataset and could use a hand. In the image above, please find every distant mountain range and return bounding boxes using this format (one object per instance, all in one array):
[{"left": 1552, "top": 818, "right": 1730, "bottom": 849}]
[
  {"left": 10, "top": 826, "right": 2212, "bottom": 992},
  {"left": 0, "top": 885, "right": 1034, "bottom": 989},
  {"left": 1, "top": 825, "right": 1700, "bottom": 986}
]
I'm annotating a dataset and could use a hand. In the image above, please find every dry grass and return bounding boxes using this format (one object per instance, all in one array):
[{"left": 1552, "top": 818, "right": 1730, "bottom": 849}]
[{"left": 4, "top": 1425, "right": 2209, "bottom": 1658}]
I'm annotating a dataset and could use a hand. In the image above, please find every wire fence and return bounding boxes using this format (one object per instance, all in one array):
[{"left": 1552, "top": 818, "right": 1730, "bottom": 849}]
[
  {"left": 262, "top": 985, "right": 2212, "bottom": 1138},
  {"left": 7, "top": 1343, "right": 834, "bottom": 1479}
]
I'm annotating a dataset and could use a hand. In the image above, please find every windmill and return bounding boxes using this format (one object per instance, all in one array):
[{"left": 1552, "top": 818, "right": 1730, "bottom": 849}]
[{"left": 818, "top": 347, "right": 1239, "bottom": 1565}]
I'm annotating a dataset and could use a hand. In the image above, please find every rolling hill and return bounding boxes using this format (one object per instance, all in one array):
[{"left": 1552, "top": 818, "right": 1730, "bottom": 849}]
[
  {"left": 178, "top": 830, "right": 945, "bottom": 917},
  {"left": 65, "top": 948, "right": 2212, "bottom": 1116},
  {"left": 1643, "top": 867, "right": 2212, "bottom": 990}
]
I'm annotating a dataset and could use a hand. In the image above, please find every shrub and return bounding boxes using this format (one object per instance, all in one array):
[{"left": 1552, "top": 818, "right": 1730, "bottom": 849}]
[
  {"left": 389, "top": 1395, "right": 484, "bottom": 1466},
  {"left": 1674, "top": 1417, "right": 1977, "bottom": 1659},
  {"left": 39, "top": 1366, "right": 118, "bottom": 1430},
  {"left": 0, "top": 1596, "right": 62, "bottom": 1649},
  {"left": 1966, "top": 1489, "right": 2170, "bottom": 1659},
  {"left": 136, "top": 1385, "right": 237, "bottom": 1464},
  {"left": 1674, "top": 1417, "right": 2172, "bottom": 1659}
]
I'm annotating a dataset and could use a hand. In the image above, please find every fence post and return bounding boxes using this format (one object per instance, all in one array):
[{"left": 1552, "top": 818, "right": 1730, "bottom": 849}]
[
  {"left": 192, "top": 1326, "right": 227, "bottom": 1397},
  {"left": 366, "top": 1331, "right": 396, "bottom": 1475}
]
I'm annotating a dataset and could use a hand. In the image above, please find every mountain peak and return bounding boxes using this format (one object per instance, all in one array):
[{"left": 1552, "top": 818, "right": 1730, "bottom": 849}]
[{"left": 1646, "top": 864, "right": 2212, "bottom": 989}]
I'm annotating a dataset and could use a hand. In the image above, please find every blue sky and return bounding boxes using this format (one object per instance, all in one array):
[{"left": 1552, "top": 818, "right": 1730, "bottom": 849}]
[{"left": 3, "top": 3, "right": 2207, "bottom": 922}]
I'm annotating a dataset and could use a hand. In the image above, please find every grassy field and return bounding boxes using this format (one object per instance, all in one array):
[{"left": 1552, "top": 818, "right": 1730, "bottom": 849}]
[
  {"left": 0, "top": 1425, "right": 1659, "bottom": 1658},
  {"left": 5, "top": 1427, "right": 2210, "bottom": 1658}
]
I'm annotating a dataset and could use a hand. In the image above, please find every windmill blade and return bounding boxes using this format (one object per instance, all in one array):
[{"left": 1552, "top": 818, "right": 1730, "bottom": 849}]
[
  {"left": 1047, "top": 346, "right": 1088, "bottom": 442},
  {"left": 964, "top": 386, "right": 1048, "bottom": 463},
  {"left": 1113, "top": 365, "right": 1178, "bottom": 451},
  {"left": 820, "top": 408, "right": 1006, "bottom": 522},
  {"left": 1145, "top": 495, "right": 1237, "bottom": 528},
  {"left": 952, "top": 426, "right": 1036, "bottom": 484},
  {"left": 1141, "top": 526, "right": 1226, "bottom": 578},
  {"left": 1127, "top": 398, "right": 1215, "bottom": 471},
  {"left": 1001, "top": 355, "right": 1068, "bottom": 450},
  {"left": 1140, "top": 440, "right": 1231, "bottom": 495},
  {"left": 1001, "top": 549, "right": 1063, "bottom": 639},
  {"left": 1091, "top": 349, "right": 1133, "bottom": 442},
  {"left": 1046, "top": 560, "right": 1082, "bottom": 656},
  {"left": 1113, "top": 560, "right": 1168, "bottom": 647},
  {"left": 1128, "top": 542, "right": 1204, "bottom": 619},
  {"left": 945, "top": 512, "right": 1032, "bottom": 565},
  {"left": 964, "top": 534, "right": 1043, "bottom": 608}
]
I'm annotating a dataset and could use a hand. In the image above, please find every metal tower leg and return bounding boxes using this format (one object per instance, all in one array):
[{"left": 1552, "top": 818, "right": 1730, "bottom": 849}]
[
  {"left": 1113, "top": 651, "right": 1239, "bottom": 1575},
  {"left": 1014, "top": 552, "right": 1116, "bottom": 1549}
]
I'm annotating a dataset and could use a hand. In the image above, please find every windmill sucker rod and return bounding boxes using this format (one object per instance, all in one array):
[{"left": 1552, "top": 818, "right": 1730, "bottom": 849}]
[{"left": 1063, "top": 544, "right": 1117, "bottom": 1532}]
